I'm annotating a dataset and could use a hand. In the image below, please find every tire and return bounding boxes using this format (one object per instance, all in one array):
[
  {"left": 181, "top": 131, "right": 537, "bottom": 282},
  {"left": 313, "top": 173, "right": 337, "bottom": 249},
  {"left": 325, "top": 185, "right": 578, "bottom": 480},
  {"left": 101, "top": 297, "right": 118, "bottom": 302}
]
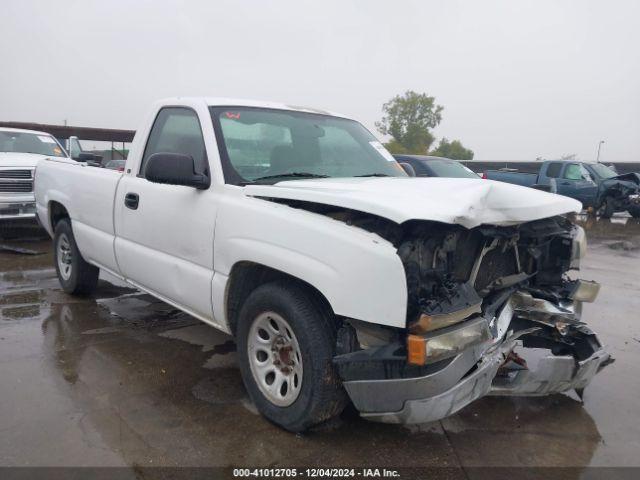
[
  {"left": 236, "top": 281, "right": 347, "bottom": 432},
  {"left": 628, "top": 207, "right": 640, "bottom": 219},
  {"left": 53, "top": 218, "right": 99, "bottom": 295},
  {"left": 599, "top": 197, "right": 615, "bottom": 219}
]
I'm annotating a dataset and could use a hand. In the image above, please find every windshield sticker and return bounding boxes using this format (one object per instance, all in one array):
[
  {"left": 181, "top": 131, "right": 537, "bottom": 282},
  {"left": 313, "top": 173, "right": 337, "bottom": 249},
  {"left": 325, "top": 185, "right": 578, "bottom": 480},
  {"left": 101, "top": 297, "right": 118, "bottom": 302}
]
[
  {"left": 369, "top": 141, "right": 396, "bottom": 162},
  {"left": 38, "top": 135, "right": 56, "bottom": 144},
  {"left": 224, "top": 111, "right": 240, "bottom": 120}
]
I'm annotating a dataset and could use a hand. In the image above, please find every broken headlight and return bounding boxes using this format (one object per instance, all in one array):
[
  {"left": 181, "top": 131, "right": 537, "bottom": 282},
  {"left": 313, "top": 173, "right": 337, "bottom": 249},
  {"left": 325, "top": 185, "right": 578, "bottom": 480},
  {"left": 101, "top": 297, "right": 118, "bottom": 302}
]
[
  {"left": 410, "top": 302, "right": 482, "bottom": 334},
  {"left": 409, "top": 281, "right": 483, "bottom": 334},
  {"left": 407, "top": 316, "right": 491, "bottom": 365},
  {"left": 568, "top": 279, "right": 600, "bottom": 303}
]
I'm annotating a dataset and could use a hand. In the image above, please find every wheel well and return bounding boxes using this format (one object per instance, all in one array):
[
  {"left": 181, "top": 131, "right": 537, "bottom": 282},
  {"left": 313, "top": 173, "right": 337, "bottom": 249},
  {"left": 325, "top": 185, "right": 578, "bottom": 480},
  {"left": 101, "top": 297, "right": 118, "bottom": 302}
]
[
  {"left": 49, "top": 201, "right": 70, "bottom": 230},
  {"left": 600, "top": 195, "right": 615, "bottom": 208},
  {"left": 225, "top": 261, "right": 334, "bottom": 335}
]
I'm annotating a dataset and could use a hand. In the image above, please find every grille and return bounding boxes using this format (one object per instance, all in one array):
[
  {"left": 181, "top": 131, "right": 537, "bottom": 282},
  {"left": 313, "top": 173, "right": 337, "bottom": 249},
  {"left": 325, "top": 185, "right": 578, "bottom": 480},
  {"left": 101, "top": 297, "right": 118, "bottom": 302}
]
[
  {"left": 0, "top": 181, "right": 33, "bottom": 193},
  {"left": 474, "top": 247, "right": 518, "bottom": 292},
  {"left": 0, "top": 169, "right": 32, "bottom": 179}
]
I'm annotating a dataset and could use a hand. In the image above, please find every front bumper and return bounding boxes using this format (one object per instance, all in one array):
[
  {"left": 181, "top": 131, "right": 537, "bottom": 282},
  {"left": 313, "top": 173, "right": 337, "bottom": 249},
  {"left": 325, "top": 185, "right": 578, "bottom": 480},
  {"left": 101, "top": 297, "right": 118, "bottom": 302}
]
[
  {"left": 0, "top": 201, "right": 37, "bottom": 220},
  {"left": 340, "top": 292, "right": 612, "bottom": 424},
  {"left": 626, "top": 194, "right": 640, "bottom": 207},
  {"left": 356, "top": 340, "right": 609, "bottom": 424},
  {"left": 613, "top": 193, "right": 640, "bottom": 212},
  {"left": 359, "top": 343, "right": 504, "bottom": 424}
]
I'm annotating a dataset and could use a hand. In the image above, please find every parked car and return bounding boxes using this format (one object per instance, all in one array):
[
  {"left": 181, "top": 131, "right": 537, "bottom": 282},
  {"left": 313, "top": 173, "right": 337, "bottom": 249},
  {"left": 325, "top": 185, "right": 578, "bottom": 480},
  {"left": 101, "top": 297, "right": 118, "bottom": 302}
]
[
  {"left": 35, "top": 97, "right": 610, "bottom": 432},
  {"left": 394, "top": 154, "right": 480, "bottom": 179},
  {"left": 485, "top": 160, "right": 640, "bottom": 218},
  {"left": 104, "top": 159, "right": 126, "bottom": 171},
  {"left": 0, "top": 127, "right": 69, "bottom": 222}
]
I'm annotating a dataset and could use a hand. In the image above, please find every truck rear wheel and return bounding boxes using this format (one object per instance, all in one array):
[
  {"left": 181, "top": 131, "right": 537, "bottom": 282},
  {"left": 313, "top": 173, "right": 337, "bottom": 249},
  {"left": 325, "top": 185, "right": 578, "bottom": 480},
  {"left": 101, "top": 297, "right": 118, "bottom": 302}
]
[
  {"left": 236, "top": 281, "right": 347, "bottom": 432},
  {"left": 53, "top": 218, "right": 99, "bottom": 295}
]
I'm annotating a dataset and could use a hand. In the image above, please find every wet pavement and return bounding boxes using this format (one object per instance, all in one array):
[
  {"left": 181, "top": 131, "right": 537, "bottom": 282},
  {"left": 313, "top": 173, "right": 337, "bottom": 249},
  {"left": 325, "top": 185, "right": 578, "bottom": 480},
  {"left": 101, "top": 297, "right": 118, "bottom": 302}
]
[{"left": 0, "top": 216, "right": 639, "bottom": 477}]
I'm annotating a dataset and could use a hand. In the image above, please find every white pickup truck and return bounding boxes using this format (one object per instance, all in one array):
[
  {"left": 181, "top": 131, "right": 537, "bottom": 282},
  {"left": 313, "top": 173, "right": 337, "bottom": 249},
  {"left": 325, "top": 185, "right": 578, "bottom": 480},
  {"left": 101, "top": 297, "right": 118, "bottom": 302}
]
[
  {"left": 35, "top": 97, "right": 611, "bottom": 432},
  {"left": 1, "top": 127, "right": 68, "bottom": 221}
]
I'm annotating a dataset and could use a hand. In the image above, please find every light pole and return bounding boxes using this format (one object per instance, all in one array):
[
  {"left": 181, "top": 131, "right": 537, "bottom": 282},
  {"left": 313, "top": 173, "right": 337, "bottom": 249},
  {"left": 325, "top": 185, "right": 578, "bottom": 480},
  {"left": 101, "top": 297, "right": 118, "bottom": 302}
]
[{"left": 596, "top": 140, "right": 605, "bottom": 163}]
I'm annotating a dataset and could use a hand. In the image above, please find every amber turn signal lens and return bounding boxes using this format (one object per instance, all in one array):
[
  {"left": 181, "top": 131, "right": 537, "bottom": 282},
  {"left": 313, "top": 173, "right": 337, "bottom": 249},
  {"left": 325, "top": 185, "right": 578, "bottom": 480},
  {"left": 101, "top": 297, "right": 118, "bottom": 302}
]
[{"left": 407, "top": 334, "right": 427, "bottom": 365}]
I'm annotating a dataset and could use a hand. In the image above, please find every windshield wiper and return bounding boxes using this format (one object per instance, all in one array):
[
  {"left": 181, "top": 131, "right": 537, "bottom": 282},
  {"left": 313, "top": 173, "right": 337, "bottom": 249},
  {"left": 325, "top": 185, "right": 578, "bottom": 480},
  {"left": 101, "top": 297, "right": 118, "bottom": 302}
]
[
  {"left": 354, "top": 173, "right": 390, "bottom": 177},
  {"left": 246, "top": 172, "right": 330, "bottom": 184}
]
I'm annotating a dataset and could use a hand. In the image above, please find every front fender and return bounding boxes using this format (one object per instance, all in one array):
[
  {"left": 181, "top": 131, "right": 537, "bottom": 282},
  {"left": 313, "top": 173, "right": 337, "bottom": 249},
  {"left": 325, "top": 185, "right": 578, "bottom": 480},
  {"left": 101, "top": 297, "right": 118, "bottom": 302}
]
[{"left": 213, "top": 194, "right": 408, "bottom": 329}]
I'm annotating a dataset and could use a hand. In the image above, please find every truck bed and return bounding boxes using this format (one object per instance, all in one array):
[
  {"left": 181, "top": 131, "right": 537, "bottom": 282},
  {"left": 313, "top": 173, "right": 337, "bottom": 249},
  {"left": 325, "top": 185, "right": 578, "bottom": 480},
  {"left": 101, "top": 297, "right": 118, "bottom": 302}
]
[
  {"left": 485, "top": 170, "right": 538, "bottom": 187},
  {"left": 35, "top": 157, "right": 122, "bottom": 274}
]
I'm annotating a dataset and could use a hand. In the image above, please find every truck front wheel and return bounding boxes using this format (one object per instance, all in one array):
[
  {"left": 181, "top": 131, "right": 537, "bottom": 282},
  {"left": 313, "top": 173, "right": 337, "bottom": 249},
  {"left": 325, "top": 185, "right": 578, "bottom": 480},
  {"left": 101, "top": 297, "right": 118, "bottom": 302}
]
[
  {"left": 53, "top": 218, "right": 99, "bottom": 295},
  {"left": 599, "top": 197, "right": 615, "bottom": 218},
  {"left": 628, "top": 207, "right": 640, "bottom": 218},
  {"left": 236, "top": 281, "right": 347, "bottom": 432}
]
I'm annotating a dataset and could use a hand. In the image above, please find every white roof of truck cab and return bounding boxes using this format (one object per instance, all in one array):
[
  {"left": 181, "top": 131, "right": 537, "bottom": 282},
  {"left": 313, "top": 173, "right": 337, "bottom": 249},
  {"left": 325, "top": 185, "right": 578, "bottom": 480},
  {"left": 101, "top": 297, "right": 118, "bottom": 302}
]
[{"left": 157, "top": 97, "right": 349, "bottom": 119}]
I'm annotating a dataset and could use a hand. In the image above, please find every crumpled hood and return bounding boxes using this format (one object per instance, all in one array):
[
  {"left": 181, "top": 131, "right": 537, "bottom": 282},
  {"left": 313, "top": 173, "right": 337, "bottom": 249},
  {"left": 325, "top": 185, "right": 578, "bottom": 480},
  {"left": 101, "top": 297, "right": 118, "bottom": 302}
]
[
  {"left": 603, "top": 172, "right": 640, "bottom": 189},
  {"left": 0, "top": 152, "right": 50, "bottom": 168},
  {"left": 244, "top": 177, "right": 582, "bottom": 228}
]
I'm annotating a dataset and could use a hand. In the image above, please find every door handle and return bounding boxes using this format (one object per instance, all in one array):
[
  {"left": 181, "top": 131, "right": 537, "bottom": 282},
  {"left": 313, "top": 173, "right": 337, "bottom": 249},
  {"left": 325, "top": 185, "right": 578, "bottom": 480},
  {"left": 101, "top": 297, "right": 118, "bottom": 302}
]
[
  {"left": 560, "top": 182, "right": 571, "bottom": 185},
  {"left": 124, "top": 192, "right": 139, "bottom": 210}
]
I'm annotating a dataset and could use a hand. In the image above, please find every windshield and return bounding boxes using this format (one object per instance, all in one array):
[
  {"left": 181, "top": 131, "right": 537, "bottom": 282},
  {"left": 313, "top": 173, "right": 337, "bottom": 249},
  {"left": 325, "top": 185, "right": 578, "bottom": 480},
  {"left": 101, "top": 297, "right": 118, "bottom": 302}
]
[
  {"left": 427, "top": 159, "right": 479, "bottom": 178},
  {"left": 590, "top": 163, "right": 617, "bottom": 179},
  {"left": 210, "top": 107, "right": 406, "bottom": 184},
  {"left": 0, "top": 131, "right": 67, "bottom": 157}
]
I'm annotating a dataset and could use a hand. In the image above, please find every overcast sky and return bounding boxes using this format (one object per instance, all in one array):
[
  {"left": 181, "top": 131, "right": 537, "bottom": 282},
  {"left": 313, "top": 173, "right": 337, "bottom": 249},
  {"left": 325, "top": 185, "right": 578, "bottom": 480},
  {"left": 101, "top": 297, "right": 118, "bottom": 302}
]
[{"left": 2, "top": 0, "right": 639, "bottom": 161}]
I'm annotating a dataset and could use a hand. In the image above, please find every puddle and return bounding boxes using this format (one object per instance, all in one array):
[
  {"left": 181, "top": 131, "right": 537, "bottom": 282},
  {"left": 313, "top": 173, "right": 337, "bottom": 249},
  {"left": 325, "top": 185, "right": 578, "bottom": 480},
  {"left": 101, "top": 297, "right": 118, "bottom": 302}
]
[
  {"left": 160, "top": 324, "right": 243, "bottom": 404},
  {"left": 158, "top": 323, "right": 232, "bottom": 351},
  {"left": 0, "top": 244, "right": 44, "bottom": 255},
  {"left": 0, "top": 268, "right": 56, "bottom": 291},
  {"left": 607, "top": 240, "right": 638, "bottom": 251},
  {"left": 191, "top": 368, "right": 247, "bottom": 405},
  {"left": 1, "top": 304, "right": 41, "bottom": 320},
  {"left": 97, "top": 293, "right": 195, "bottom": 329},
  {"left": 81, "top": 326, "right": 125, "bottom": 335},
  {"left": 403, "top": 422, "right": 445, "bottom": 435},
  {"left": 203, "top": 347, "right": 237, "bottom": 370},
  {"left": 0, "top": 289, "right": 43, "bottom": 306}
]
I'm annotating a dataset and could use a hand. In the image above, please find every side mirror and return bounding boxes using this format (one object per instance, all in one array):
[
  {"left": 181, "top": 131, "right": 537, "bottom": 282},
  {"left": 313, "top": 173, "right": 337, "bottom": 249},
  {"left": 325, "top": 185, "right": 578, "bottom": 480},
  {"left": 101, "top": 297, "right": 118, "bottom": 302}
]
[
  {"left": 399, "top": 162, "right": 416, "bottom": 177},
  {"left": 145, "top": 152, "right": 210, "bottom": 189},
  {"left": 69, "top": 136, "right": 82, "bottom": 159}
]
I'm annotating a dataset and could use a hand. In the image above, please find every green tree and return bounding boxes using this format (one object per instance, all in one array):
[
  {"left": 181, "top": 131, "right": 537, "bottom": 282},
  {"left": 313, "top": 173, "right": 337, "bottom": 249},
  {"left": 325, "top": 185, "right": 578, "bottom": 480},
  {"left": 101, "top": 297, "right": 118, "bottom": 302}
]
[
  {"left": 383, "top": 139, "right": 409, "bottom": 154},
  {"left": 430, "top": 138, "right": 474, "bottom": 160},
  {"left": 376, "top": 90, "right": 443, "bottom": 154}
]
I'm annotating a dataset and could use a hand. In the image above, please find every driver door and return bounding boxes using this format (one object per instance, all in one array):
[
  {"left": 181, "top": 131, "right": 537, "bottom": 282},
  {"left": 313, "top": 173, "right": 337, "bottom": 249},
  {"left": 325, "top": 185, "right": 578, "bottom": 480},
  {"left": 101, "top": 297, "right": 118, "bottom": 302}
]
[
  {"left": 557, "top": 163, "right": 598, "bottom": 207},
  {"left": 114, "top": 107, "right": 219, "bottom": 323}
]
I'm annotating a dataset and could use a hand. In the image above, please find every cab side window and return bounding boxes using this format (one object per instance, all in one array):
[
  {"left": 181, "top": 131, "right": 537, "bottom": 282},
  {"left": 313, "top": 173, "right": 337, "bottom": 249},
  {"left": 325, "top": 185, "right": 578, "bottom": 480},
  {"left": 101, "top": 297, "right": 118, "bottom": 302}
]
[
  {"left": 408, "top": 159, "right": 430, "bottom": 176},
  {"left": 140, "top": 108, "right": 208, "bottom": 176},
  {"left": 546, "top": 162, "right": 562, "bottom": 178},
  {"left": 564, "top": 163, "right": 584, "bottom": 181}
]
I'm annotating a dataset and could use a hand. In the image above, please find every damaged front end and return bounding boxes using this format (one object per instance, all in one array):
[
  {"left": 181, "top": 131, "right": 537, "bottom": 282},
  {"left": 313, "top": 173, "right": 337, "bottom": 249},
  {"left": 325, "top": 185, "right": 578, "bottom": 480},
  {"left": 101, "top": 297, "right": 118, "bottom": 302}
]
[
  {"left": 334, "top": 215, "right": 613, "bottom": 424},
  {"left": 600, "top": 173, "right": 640, "bottom": 215}
]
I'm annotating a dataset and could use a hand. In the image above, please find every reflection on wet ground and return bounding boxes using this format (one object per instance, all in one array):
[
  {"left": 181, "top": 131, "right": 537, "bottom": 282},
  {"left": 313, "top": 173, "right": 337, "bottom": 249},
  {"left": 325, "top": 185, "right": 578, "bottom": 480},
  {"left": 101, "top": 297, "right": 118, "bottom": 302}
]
[{"left": 1, "top": 216, "right": 639, "bottom": 474}]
